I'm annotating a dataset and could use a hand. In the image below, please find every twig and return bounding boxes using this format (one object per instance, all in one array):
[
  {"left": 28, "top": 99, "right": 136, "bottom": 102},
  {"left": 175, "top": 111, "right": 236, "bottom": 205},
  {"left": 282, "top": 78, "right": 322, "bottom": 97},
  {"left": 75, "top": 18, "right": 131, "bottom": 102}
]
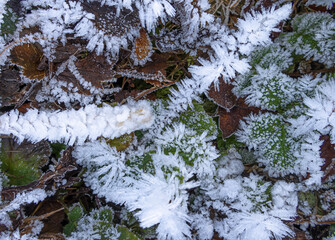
[{"left": 134, "top": 81, "right": 175, "bottom": 100}]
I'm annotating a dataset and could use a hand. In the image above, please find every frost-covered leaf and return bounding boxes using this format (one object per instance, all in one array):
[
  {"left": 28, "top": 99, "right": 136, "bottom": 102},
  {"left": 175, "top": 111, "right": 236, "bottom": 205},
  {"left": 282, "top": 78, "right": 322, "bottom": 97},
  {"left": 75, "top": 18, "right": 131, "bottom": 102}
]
[
  {"left": 207, "top": 77, "right": 237, "bottom": 111},
  {"left": 117, "top": 226, "right": 142, "bottom": 240},
  {"left": 282, "top": 12, "right": 335, "bottom": 68},
  {"left": 10, "top": 43, "right": 46, "bottom": 81},
  {"left": 67, "top": 207, "right": 120, "bottom": 240},
  {"left": 0, "top": 4, "right": 17, "bottom": 40},
  {"left": 306, "top": 0, "right": 335, "bottom": 10},
  {"left": 131, "top": 28, "right": 153, "bottom": 66},
  {"left": 236, "top": 113, "right": 298, "bottom": 176},
  {"left": 179, "top": 103, "right": 217, "bottom": 138}
]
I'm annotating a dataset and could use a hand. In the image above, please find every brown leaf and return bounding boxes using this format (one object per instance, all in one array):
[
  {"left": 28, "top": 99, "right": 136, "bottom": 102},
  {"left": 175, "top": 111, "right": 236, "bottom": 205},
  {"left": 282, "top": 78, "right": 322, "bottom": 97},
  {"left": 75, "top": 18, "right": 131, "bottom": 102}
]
[
  {"left": 114, "top": 89, "right": 141, "bottom": 103},
  {"left": 320, "top": 135, "right": 335, "bottom": 183},
  {"left": 283, "top": 227, "right": 307, "bottom": 240},
  {"left": 139, "top": 52, "right": 171, "bottom": 76},
  {"left": 17, "top": 102, "right": 32, "bottom": 113},
  {"left": 82, "top": 1, "right": 140, "bottom": 36},
  {"left": 0, "top": 69, "right": 23, "bottom": 106},
  {"left": 39, "top": 233, "right": 65, "bottom": 240},
  {"left": 307, "top": 4, "right": 329, "bottom": 12},
  {"left": 134, "top": 28, "right": 151, "bottom": 61},
  {"left": 31, "top": 200, "right": 65, "bottom": 234},
  {"left": 218, "top": 99, "right": 261, "bottom": 138},
  {"left": 53, "top": 45, "right": 81, "bottom": 64},
  {"left": 10, "top": 43, "right": 46, "bottom": 80},
  {"left": 207, "top": 77, "right": 237, "bottom": 111},
  {"left": 115, "top": 52, "right": 171, "bottom": 86},
  {"left": 74, "top": 53, "right": 114, "bottom": 88}
]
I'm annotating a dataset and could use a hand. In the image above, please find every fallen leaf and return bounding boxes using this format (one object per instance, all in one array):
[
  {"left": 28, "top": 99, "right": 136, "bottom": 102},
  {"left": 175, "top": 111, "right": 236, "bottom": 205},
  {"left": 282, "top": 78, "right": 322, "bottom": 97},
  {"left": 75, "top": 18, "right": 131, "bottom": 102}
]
[
  {"left": 17, "top": 102, "right": 32, "bottom": 113},
  {"left": 10, "top": 43, "right": 46, "bottom": 80},
  {"left": 218, "top": 99, "right": 261, "bottom": 138},
  {"left": 74, "top": 53, "right": 114, "bottom": 88},
  {"left": 307, "top": 4, "right": 329, "bottom": 12},
  {"left": 1, "top": 147, "right": 78, "bottom": 202},
  {"left": 0, "top": 68, "right": 23, "bottom": 107},
  {"left": 31, "top": 200, "right": 65, "bottom": 234},
  {"left": 39, "top": 233, "right": 65, "bottom": 240},
  {"left": 0, "top": 137, "right": 51, "bottom": 186},
  {"left": 53, "top": 45, "right": 81, "bottom": 64},
  {"left": 134, "top": 28, "right": 151, "bottom": 61},
  {"left": 207, "top": 77, "right": 237, "bottom": 111},
  {"left": 114, "top": 89, "right": 142, "bottom": 103},
  {"left": 320, "top": 135, "right": 335, "bottom": 183}
]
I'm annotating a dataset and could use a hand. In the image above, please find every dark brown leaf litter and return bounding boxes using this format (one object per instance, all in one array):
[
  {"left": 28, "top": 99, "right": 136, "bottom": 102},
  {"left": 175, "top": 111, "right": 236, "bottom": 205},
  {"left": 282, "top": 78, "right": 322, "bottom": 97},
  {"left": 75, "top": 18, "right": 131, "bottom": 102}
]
[
  {"left": 30, "top": 199, "right": 65, "bottom": 235},
  {"left": 218, "top": 99, "right": 262, "bottom": 138},
  {"left": 207, "top": 77, "right": 237, "bottom": 111},
  {"left": 320, "top": 135, "right": 335, "bottom": 183},
  {"left": 207, "top": 77, "right": 261, "bottom": 138},
  {"left": 0, "top": 68, "right": 24, "bottom": 108},
  {"left": 283, "top": 227, "right": 307, "bottom": 240},
  {"left": 114, "top": 89, "right": 142, "bottom": 103},
  {"left": 81, "top": 0, "right": 140, "bottom": 36},
  {"left": 113, "top": 52, "right": 171, "bottom": 84},
  {"left": 74, "top": 53, "right": 114, "bottom": 88}
]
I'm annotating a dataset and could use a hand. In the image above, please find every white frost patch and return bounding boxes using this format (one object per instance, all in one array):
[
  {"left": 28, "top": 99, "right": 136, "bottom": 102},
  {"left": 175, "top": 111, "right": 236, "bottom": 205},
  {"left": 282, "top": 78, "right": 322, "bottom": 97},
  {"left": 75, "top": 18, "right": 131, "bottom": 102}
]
[{"left": 0, "top": 100, "right": 154, "bottom": 145}]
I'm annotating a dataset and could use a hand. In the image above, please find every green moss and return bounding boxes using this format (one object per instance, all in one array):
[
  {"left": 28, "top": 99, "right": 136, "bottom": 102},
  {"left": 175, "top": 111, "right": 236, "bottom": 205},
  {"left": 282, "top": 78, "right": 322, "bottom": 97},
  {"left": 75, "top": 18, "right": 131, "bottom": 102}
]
[
  {"left": 104, "top": 133, "right": 134, "bottom": 151},
  {"left": 155, "top": 86, "right": 172, "bottom": 100},
  {"left": 126, "top": 151, "right": 155, "bottom": 174},
  {"left": 0, "top": 149, "right": 41, "bottom": 186}
]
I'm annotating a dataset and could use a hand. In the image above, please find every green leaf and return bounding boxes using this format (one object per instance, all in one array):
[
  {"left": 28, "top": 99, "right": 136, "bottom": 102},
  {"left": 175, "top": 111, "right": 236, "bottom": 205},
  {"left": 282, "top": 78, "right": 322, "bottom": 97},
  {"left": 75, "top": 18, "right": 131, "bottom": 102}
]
[
  {"left": 0, "top": 5, "right": 17, "bottom": 39},
  {"left": 117, "top": 226, "right": 142, "bottom": 240},
  {"left": 64, "top": 205, "right": 84, "bottom": 236},
  {"left": 63, "top": 222, "right": 77, "bottom": 236},
  {"left": 68, "top": 205, "right": 84, "bottom": 223},
  {"left": 179, "top": 103, "right": 217, "bottom": 137}
]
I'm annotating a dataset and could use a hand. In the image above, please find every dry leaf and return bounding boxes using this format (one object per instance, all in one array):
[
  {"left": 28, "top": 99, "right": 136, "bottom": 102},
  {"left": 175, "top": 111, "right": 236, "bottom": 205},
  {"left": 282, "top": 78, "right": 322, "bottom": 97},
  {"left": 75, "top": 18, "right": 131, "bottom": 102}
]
[
  {"left": 74, "top": 53, "right": 114, "bottom": 88},
  {"left": 134, "top": 28, "right": 151, "bottom": 61},
  {"left": 114, "top": 89, "right": 142, "bottom": 103},
  {"left": 218, "top": 99, "right": 261, "bottom": 138},
  {"left": 320, "top": 135, "right": 335, "bottom": 183},
  {"left": 207, "top": 77, "right": 237, "bottom": 111},
  {"left": 31, "top": 200, "right": 65, "bottom": 234},
  {"left": 10, "top": 43, "right": 46, "bottom": 80}
]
